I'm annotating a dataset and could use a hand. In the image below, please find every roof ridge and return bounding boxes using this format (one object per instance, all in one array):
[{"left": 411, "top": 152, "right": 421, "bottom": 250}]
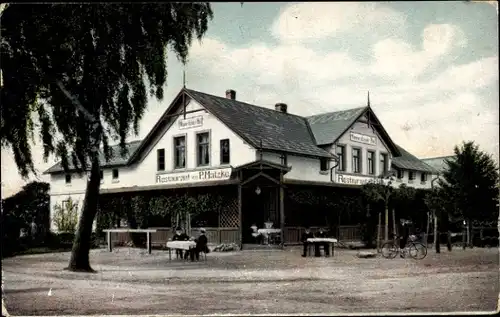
[
  {"left": 421, "top": 155, "right": 456, "bottom": 160},
  {"left": 185, "top": 88, "right": 309, "bottom": 120},
  {"left": 306, "top": 106, "right": 368, "bottom": 119}
]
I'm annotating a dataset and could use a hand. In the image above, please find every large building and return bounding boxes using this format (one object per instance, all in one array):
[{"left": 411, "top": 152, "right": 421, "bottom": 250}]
[{"left": 44, "top": 88, "right": 438, "bottom": 245}]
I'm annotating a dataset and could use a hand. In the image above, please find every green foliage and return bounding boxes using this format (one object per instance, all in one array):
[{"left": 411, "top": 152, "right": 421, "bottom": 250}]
[
  {"left": 53, "top": 197, "right": 79, "bottom": 233},
  {"left": 1, "top": 4, "right": 214, "bottom": 178},
  {"left": 439, "top": 141, "right": 499, "bottom": 222}
]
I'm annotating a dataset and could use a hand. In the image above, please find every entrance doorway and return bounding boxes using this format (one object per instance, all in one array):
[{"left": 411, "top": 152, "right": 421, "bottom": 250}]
[{"left": 241, "top": 186, "right": 279, "bottom": 244}]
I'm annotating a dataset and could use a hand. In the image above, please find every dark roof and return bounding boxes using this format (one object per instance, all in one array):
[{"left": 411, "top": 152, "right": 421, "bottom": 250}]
[
  {"left": 392, "top": 145, "right": 439, "bottom": 174},
  {"left": 45, "top": 88, "right": 434, "bottom": 175},
  {"left": 306, "top": 107, "right": 367, "bottom": 145},
  {"left": 421, "top": 156, "right": 455, "bottom": 173},
  {"left": 185, "top": 89, "right": 332, "bottom": 158},
  {"left": 43, "top": 140, "right": 142, "bottom": 174}
]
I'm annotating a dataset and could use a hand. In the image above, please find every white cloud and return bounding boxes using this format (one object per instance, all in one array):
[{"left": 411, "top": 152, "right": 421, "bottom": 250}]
[
  {"left": 370, "top": 24, "right": 468, "bottom": 80},
  {"left": 272, "top": 2, "right": 407, "bottom": 43}
]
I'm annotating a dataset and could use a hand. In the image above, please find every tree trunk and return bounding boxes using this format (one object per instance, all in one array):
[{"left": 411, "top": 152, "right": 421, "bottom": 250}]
[
  {"left": 66, "top": 157, "right": 101, "bottom": 272},
  {"left": 377, "top": 212, "right": 382, "bottom": 253},
  {"left": 426, "top": 212, "right": 431, "bottom": 247},
  {"left": 434, "top": 212, "right": 440, "bottom": 253},
  {"left": 392, "top": 208, "right": 397, "bottom": 238},
  {"left": 384, "top": 204, "right": 389, "bottom": 241}
]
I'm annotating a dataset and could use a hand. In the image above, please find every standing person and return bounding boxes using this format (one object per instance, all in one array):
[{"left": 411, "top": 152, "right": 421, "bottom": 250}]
[
  {"left": 315, "top": 228, "right": 330, "bottom": 257},
  {"left": 301, "top": 227, "right": 314, "bottom": 257},
  {"left": 398, "top": 219, "right": 410, "bottom": 258},
  {"left": 194, "top": 228, "right": 209, "bottom": 261}
]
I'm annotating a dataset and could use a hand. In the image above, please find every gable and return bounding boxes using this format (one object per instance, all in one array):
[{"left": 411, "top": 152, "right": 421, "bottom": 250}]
[{"left": 307, "top": 107, "right": 400, "bottom": 157}]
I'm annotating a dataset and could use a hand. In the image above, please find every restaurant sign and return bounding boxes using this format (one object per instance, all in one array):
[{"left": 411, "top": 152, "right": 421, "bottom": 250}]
[
  {"left": 156, "top": 168, "right": 232, "bottom": 184},
  {"left": 178, "top": 115, "right": 203, "bottom": 130},
  {"left": 336, "top": 174, "right": 388, "bottom": 186},
  {"left": 350, "top": 132, "right": 377, "bottom": 146}
]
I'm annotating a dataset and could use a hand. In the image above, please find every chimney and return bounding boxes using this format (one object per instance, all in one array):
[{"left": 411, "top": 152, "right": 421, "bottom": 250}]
[
  {"left": 275, "top": 103, "right": 288, "bottom": 113},
  {"left": 225, "top": 89, "right": 236, "bottom": 100}
]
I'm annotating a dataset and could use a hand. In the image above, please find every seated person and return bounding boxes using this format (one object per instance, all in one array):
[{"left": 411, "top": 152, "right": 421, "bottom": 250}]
[
  {"left": 172, "top": 227, "right": 189, "bottom": 259},
  {"left": 301, "top": 227, "right": 314, "bottom": 257},
  {"left": 193, "top": 228, "right": 210, "bottom": 261},
  {"left": 250, "top": 223, "right": 263, "bottom": 244},
  {"left": 315, "top": 228, "right": 330, "bottom": 257}
]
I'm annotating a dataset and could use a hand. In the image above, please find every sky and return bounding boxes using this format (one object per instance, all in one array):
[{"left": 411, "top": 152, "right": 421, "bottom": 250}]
[{"left": 1, "top": 1, "right": 499, "bottom": 197}]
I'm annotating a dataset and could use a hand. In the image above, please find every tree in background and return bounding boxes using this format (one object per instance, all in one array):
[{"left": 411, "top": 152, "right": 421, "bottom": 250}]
[
  {"left": 1, "top": 4, "right": 213, "bottom": 272},
  {"left": 439, "top": 141, "right": 499, "bottom": 246},
  {"left": 1, "top": 181, "right": 50, "bottom": 256},
  {"left": 53, "top": 198, "right": 79, "bottom": 233}
]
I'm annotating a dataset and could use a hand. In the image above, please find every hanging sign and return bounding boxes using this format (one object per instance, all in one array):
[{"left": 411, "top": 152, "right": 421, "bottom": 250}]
[
  {"left": 178, "top": 115, "right": 203, "bottom": 130},
  {"left": 350, "top": 132, "right": 377, "bottom": 146}
]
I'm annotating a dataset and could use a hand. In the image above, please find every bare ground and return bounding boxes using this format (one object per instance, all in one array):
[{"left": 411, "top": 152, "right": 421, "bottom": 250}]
[{"left": 2, "top": 246, "right": 499, "bottom": 315}]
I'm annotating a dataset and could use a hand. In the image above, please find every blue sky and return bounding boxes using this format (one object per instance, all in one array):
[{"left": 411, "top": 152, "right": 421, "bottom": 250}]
[{"left": 1, "top": 2, "right": 498, "bottom": 196}]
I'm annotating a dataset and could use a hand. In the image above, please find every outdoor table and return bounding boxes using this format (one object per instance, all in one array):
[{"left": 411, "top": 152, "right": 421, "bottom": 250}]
[
  {"left": 257, "top": 228, "right": 281, "bottom": 245},
  {"left": 306, "top": 238, "right": 338, "bottom": 257},
  {"left": 166, "top": 240, "right": 197, "bottom": 261},
  {"left": 103, "top": 228, "right": 168, "bottom": 254}
]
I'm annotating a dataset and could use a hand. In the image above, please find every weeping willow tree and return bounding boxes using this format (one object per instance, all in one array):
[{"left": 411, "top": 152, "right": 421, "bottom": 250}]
[{"left": 1, "top": 3, "right": 213, "bottom": 272}]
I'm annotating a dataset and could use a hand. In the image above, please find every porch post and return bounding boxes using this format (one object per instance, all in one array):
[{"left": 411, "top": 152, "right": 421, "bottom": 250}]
[
  {"left": 238, "top": 180, "right": 243, "bottom": 250},
  {"left": 279, "top": 171, "right": 285, "bottom": 248},
  {"left": 279, "top": 185, "right": 285, "bottom": 247}
]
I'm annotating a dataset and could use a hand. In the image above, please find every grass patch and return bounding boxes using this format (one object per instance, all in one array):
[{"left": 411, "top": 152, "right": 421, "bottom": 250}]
[{"left": 7, "top": 246, "right": 73, "bottom": 258}]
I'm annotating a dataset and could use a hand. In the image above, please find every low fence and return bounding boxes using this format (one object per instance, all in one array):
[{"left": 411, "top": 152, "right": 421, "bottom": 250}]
[{"left": 105, "top": 227, "right": 240, "bottom": 247}]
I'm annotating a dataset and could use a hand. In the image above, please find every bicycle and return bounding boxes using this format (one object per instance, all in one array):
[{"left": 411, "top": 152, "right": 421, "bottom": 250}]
[{"left": 381, "top": 235, "right": 427, "bottom": 260}]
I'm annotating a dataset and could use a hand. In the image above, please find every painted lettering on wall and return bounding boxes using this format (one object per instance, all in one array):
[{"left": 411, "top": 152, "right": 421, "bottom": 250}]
[
  {"left": 156, "top": 168, "right": 232, "bottom": 184},
  {"left": 336, "top": 174, "right": 387, "bottom": 186},
  {"left": 350, "top": 132, "right": 377, "bottom": 146},
  {"left": 178, "top": 115, "right": 203, "bottom": 130}
]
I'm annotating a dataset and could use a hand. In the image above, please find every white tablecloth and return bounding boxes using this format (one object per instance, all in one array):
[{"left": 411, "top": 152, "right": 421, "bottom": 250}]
[
  {"left": 307, "top": 238, "right": 338, "bottom": 243},
  {"left": 166, "top": 241, "right": 196, "bottom": 250},
  {"left": 257, "top": 228, "right": 281, "bottom": 234}
]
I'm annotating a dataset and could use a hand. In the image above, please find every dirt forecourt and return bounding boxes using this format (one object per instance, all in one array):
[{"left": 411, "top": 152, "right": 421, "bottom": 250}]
[{"left": 2, "top": 246, "right": 499, "bottom": 315}]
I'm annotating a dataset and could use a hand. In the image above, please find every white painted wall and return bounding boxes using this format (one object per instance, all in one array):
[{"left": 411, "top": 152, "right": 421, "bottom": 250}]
[
  {"left": 394, "top": 170, "right": 436, "bottom": 189},
  {"left": 261, "top": 152, "right": 333, "bottom": 183},
  {"left": 333, "top": 118, "right": 392, "bottom": 176},
  {"left": 48, "top": 99, "right": 257, "bottom": 231}
]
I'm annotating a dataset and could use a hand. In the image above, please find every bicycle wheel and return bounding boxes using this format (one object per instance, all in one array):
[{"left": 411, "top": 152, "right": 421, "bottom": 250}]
[
  {"left": 408, "top": 242, "right": 427, "bottom": 260},
  {"left": 381, "top": 242, "right": 398, "bottom": 259}
]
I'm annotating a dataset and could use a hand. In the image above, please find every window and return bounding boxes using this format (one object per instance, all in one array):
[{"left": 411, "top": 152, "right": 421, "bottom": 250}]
[
  {"left": 380, "top": 153, "right": 388, "bottom": 175},
  {"left": 65, "top": 174, "right": 71, "bottom": 184},
  {"left": 174, "top": 136, "right": 186, "bottom": 169},
  {"left": 220, "top": 139, "right": 230, "bottom": 164},
  {"left": 420, "top": 173, "right": 427, "bottom": 182},
  {"left": 409, "top": 171, "right": 416, "bottom": 181},
  {"left": 336, "top": 145, "right": 345, "bottom": 171},
  {"left": 157, "top": 149, "right": 165, "bottom": 171},
  {"left": 112, "top": 169, "right": 119, "bottom": 179},
  {"left": 367, "top": 151, "right": 375, "bottom": 175},
  {"left": 352, "top": 148, "right": 361, "bottom": 173},
  {"left": 197, "top": 132, "right": 210, "bottom": 166},
  {"left": 397, "top": 169, "right": 404, "bottom": 179},
  {"left": 280, "top": 153, "right": 288, "bottom": 166},
  {"left": 320, "top": 158, "right": 329, "bottom": 171}
]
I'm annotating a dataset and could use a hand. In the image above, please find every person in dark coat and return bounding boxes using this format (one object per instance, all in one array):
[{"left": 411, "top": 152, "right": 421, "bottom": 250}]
[
  {"left": 315, "top": 228, "right": 330, "bottom": 257},
  {"left": 301, "top": 227, "right": 314, "bottom": 257},
  {"left": 172, "top": 227, "right": 189, "bottom": 259},
  {"left": 193, "top": 228, "right": 209, "bottom": 261}
]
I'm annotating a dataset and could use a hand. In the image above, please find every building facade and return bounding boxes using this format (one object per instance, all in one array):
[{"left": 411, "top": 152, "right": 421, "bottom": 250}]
[{"left": 45, "top": 88, "right": 438, "bottom": 245}]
